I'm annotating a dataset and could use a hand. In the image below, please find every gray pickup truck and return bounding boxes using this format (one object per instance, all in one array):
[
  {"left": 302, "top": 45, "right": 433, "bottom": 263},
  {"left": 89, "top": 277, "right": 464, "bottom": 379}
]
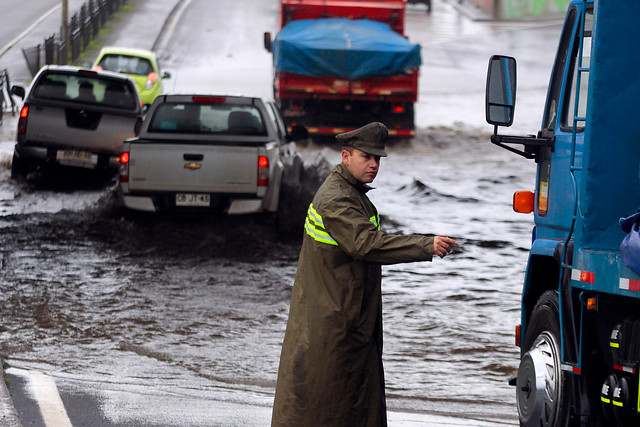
[
  {"left": 10, "top": 65, "right": 143, "bottom": 179},
  {"left": 117, "top": 94, "right": 307, "bottom": 214}
]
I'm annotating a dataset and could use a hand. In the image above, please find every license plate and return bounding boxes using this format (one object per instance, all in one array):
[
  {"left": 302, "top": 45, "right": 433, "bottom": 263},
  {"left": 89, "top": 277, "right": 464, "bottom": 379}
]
[
  {"left": 56, "top": 149, "right": 98, "bottom": 168},
  {"left": 176, "top": 193, "right": 210, "bottom": 207}
]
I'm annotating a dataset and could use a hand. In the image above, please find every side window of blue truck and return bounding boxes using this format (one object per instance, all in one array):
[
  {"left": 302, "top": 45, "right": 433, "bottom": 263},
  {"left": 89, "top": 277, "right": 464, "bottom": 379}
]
[
  {"left": 561, "top": 9, "right": 592, "bottom": 131},
  {"left": 542, "top": 7, "right": 577, "bottom": 132}
]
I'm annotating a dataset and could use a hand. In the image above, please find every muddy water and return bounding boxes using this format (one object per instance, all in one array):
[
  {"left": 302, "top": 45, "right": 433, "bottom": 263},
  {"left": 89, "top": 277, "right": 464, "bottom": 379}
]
[{"left": 0, "top": 126, "right": 534, "bottom": 424}]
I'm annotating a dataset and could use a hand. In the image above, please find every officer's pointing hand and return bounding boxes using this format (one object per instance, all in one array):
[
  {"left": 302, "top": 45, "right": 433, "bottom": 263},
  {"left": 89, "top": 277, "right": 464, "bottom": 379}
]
[{"left": 433, "top": 236, "right": 458, "bottom": 258}]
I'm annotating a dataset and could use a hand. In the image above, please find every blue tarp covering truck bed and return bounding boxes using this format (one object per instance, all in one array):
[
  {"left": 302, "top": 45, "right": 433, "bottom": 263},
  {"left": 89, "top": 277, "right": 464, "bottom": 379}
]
[{"left": 272, "top": 18, "right": 421, "bottom": 80}]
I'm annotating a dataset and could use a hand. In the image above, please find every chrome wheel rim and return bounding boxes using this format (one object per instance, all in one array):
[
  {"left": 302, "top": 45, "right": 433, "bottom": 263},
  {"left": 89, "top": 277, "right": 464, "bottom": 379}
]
[{"left": 516, "top": 331, "right": 561, "bottom": 427}]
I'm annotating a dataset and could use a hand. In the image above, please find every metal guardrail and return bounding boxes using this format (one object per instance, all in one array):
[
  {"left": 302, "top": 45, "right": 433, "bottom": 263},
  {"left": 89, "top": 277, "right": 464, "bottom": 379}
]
[
  {"left": 0, "top": 69, "right": 18, "bottom": 126},
  {"left": 22, "top": 0, "right": 127, "bottom": 77}
]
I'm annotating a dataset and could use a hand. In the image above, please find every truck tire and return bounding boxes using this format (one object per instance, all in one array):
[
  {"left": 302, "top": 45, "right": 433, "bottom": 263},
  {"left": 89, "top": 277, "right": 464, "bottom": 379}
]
[
  {"left": 517, "top": 290, "right": 574, "bottom": 427},
  {"left": 10, "top": 152, "right": 30, "bottom": 182}
]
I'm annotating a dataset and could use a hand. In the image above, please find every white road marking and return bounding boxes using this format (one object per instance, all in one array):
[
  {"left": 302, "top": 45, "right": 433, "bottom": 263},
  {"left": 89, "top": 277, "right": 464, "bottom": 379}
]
[
  {"left": 153, "top": 0, "right": 193, "bottom": 53},
  {"left": 0, "top": 5, "right": 61, "bottom": 58},
  {"left": 28, "top": 371, "right": 73, "bottom": 427}
]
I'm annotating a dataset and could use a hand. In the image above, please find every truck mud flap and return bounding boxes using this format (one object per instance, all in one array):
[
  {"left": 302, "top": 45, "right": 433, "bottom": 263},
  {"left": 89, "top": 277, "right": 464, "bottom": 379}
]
[{"left": 555, "top": 241, "right": 579, "bottom": 364}]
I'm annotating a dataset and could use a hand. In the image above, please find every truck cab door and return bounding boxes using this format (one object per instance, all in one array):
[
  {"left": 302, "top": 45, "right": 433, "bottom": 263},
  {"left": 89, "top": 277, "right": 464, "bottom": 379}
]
[{"left": 534, "top": 4, "right": 592, "bottom": 240}]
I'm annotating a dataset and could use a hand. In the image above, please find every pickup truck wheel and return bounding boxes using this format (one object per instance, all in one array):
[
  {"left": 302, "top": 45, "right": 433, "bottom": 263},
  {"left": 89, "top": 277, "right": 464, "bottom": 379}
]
[
  {"left": 517, "top": 290, "right": 574, "bottom": 427},
  {"left": 10, "top": 153, "right": 30, "bottom": 181}
]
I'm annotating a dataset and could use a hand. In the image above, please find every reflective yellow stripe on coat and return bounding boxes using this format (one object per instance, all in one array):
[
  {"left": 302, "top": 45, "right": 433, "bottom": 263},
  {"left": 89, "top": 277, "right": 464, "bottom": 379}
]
[
  {"left": 305, "top": 203, "right": 380, "bottom": 245},
  {"left": 370, "top": 213, "right": 380, "bottom": 230}
]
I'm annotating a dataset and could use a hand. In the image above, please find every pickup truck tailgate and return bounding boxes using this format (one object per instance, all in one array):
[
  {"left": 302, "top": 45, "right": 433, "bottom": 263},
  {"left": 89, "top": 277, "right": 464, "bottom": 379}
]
[
  {"left": 127, "top": 143, "right": 260, "bottom": 193},
  {"left": 26, "top": 104, "right": 138, "bottom": 154}
]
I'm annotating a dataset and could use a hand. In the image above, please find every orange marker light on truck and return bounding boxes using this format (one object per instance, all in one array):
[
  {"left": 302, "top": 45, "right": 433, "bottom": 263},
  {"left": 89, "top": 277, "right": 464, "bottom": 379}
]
[
  {"left": 515, "top": 324, "right": 521, "bottom": 347},
  {"left": 513, "top": 191, "right": 534, "bottom": 213}
]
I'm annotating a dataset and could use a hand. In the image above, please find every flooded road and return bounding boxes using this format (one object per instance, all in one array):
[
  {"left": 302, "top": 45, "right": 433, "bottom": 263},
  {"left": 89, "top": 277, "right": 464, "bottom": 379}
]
[
  {"left": 0, "top": 128, "right": 533, "bottom": 425},
  {"left": 0, "top": 0, "right": 564, "bottom": 424}
]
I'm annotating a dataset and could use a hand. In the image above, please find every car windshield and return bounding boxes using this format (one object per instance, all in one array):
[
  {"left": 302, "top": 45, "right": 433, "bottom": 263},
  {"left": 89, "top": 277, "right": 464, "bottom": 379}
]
[
  {"left": 148, "top": 102, "right": 267, "bottom": 136},
  {"left": 33, "top": 72, "right": 138, "bottom": 110},
  {"left": 97, "top": 54, "right": 154, "bottom": 76}
]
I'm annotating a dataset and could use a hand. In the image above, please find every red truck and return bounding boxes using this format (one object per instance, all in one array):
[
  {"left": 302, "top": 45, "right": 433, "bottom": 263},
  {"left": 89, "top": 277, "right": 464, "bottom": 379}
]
[{"left": 264, "top": 0, "right": 421, "bottom": 137}]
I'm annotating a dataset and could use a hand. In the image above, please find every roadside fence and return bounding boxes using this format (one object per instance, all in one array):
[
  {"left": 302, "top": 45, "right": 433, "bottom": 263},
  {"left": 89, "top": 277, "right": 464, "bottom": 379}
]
[
  {"left": 0, "top": 69, "right": 18, "bottom": 126},
  {"left": 22, "top": 0, "right": 128, "bottom": 77}
]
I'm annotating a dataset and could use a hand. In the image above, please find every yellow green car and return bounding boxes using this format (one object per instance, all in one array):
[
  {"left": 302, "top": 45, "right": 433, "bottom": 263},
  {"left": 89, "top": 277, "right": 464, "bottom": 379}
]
[{"left": 93, "top": 47, "right": 170, "bottom": 108}]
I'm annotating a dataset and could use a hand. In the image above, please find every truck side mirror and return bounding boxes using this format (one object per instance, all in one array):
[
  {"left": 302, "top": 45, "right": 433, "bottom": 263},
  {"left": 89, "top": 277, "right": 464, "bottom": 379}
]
[
  {"left": 10, "top": 85, "right": 25, "bottom": 100},
  {"left": 485, "top": 55, "right": 517, "bottom": 127},
  {"left": 264, "top": 32, "right": 272, "bottom": 53}
]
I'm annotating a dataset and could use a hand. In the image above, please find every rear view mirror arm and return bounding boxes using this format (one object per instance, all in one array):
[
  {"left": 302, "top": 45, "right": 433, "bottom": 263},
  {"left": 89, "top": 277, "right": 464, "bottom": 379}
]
[{"left": 490, "top": 132, "right": 554, "bottom": 161}]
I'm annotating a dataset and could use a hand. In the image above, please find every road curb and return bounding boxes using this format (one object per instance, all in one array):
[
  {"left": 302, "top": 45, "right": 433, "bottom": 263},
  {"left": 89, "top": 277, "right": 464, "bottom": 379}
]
[
  {"left": 151, "top": 0, "right": 191, "bottom": 52},
  {"left": 0, "top": 359, "right": 21, "bottom": 427},
  {"left": 441, "top": 0, "right": 564, "bottom": 22}
]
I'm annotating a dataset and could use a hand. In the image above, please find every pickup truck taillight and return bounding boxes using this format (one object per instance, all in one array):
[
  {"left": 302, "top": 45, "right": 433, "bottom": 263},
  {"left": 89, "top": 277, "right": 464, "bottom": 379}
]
[
  {"left": 258, "top": 155, "right": 269, "bottom": 187},
  {"left": 119, "top": 152, "right": 130, "bottom": 182},
  {"left": 17, "top": 106, "right": 29, "bottom": 134}
]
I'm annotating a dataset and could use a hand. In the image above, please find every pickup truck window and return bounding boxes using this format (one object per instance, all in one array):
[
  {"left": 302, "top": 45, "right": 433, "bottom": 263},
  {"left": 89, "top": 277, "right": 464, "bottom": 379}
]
[
  {"left": 33, "top": 73, "right": 137, "bottom": 110},
  {"left": 148, "top": 103, "right": 268, "bottom": 136},
  {"left": 266, "top": 102, "right": 285, "bottom": 140}
]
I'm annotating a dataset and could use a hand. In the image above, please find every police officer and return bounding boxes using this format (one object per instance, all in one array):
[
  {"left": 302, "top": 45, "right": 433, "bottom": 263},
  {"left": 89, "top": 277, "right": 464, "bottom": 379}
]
[{"left": 272, "top": 122, "right": 458, "bottom": 426}]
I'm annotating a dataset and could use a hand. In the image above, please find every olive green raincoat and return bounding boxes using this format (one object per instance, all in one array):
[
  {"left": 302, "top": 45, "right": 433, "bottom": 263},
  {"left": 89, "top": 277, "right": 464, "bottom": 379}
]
[{"left": 272, "top": 162, "right": 435, "bottom": 427}]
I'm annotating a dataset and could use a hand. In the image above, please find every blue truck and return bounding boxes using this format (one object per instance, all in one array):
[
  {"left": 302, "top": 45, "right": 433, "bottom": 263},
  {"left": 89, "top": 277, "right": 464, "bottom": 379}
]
[{"left": 485, "top": 0, "right": 640, "bottom": 425}]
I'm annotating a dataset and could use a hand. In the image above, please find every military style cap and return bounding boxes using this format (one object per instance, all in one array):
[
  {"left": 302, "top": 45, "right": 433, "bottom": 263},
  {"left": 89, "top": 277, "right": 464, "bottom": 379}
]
[{"left": 336, "top": 122, "right": 388, "bottom": 157}]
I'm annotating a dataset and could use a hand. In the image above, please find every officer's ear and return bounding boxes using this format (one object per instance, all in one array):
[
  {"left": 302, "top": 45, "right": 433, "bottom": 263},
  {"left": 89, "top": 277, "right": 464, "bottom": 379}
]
[{"left": 342, "top": 149, "right": 352, "bottom": 166}]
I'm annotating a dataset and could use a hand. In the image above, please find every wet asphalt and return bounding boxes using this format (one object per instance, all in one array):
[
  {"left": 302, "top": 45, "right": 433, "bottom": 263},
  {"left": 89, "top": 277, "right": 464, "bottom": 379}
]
[
  {"left": 0, "top": 0, "right": 182, "bottom": 424},
  {"left": 0, "top": 0, "right": 565, "bottom": 425}
]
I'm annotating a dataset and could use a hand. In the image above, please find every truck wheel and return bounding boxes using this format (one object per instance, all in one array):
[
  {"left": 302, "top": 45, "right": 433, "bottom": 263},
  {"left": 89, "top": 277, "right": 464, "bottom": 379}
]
[
  {"left": 517, "top": 290, "right": 573, "bottom": 427},
  {"left": 10, "top": 152, "right": 29, "bottom": 181}
]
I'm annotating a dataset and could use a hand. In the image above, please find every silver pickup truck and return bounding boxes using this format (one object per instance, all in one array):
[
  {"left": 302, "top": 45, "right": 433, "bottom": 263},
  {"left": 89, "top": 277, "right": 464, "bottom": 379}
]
[
  {"left": 10, "top": 65, "right": 143, "bottom": 179},
  {"left": 117, "top": 94, "right": 307, "bottom": 214}
]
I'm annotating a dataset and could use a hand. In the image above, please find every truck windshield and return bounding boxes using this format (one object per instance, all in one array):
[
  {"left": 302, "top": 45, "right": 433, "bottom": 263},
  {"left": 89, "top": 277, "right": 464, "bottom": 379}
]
[
  {"left": 33, "top": 72, "right": 138, "bottom": 110},
  {"left": 148, "top": 103, "right": 267, "bottom": 136}
]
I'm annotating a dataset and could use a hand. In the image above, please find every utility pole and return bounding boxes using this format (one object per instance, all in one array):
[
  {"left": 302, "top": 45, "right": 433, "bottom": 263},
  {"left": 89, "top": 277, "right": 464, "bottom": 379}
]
[{"left": 62, "top": 0, "right": 69, "bottom": 45}]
